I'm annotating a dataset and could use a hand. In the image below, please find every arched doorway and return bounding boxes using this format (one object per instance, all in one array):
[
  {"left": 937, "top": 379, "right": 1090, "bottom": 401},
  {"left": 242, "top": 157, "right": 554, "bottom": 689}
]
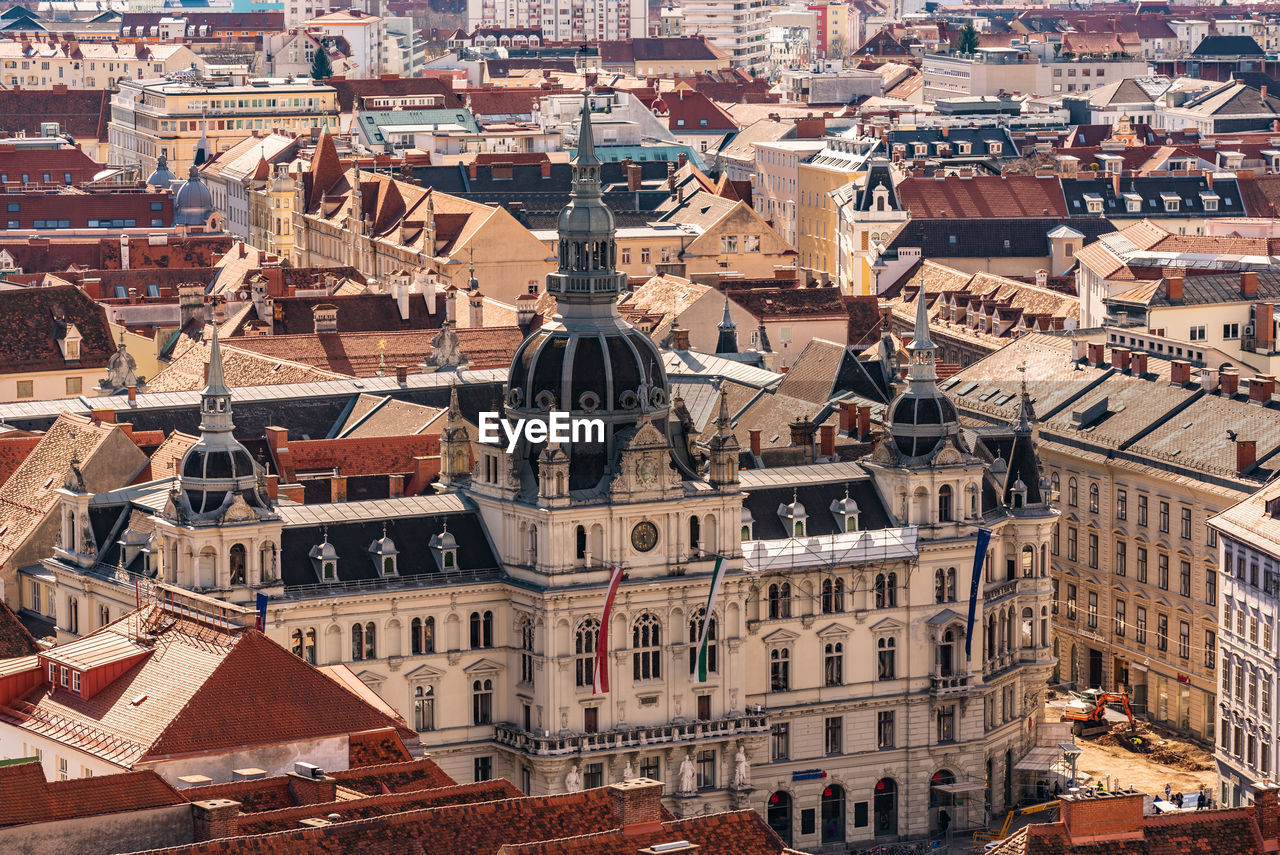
[
  {"left": 930, "top": 769, "right": 955, "bottom": 836},
  {"left": 874, "top": 778, "right": 897, "bottom": 836},
  {"left": 821, "top": 784, "right": 845, "bottom": 843},
  {"left": 767, "top": 791, "right": 792, "bottom": 845}
]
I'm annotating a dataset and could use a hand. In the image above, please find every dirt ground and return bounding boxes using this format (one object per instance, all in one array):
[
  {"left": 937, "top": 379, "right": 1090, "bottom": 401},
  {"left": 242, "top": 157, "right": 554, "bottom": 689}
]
[{"left": 1069, "top": 718, "right": 1216, "bottom": 797}]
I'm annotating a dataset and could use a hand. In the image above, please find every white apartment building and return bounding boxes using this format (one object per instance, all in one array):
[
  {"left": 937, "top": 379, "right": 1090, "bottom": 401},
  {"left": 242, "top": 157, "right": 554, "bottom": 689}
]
[
  {"left": 681, "top": 0, "right": 769, "bottom": 70},
  {"left": 1211, "top": 482, "right": 1280, "bottom": 809},
  {"left": 466, "top": 0, "right": 647, "bottom": 43},
  {"left": 752, "top": 139, "right": 824, "bottom": 248},
  {"left": 922, "top": 50, "right": 1151, "bottom": 102},
  {"left": 0, "top": 41, "right": 199, "bottom": 90}
]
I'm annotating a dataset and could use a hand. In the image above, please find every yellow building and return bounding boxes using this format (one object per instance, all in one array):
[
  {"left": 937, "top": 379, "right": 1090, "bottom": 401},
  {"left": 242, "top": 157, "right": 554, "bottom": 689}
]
[
  {"left": 795, "top": 137, "right": 879, "bottom": 285},
  {"left": 108, "top": 75, "right": 340, "bottom": 174}
]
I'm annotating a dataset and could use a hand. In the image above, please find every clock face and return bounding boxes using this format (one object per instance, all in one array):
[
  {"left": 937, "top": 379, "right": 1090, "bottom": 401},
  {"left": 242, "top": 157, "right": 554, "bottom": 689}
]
[{"left": 631, "top": 520, "right": 659, "bottom": 553}]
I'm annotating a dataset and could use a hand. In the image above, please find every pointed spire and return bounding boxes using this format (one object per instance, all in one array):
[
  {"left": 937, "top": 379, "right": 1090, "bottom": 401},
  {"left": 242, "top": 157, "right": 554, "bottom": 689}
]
[
  {"left": 718, "top": 295, "right": 735, "bottom": 331},
  {"left": 716, "top": 294, "right": 738, "bottom": 355},
  {"left": 908, "top": 287, "right": 933, "bottom": 351},
  {"left": 1016, "top": 362, "right": 1036, "bottom": 432},
  {"left": 205, "top": 325, "right": 228, "bottom": 398},
  {"left": 199, "top": 324, "right": 234, "bottom": 435},
  {"left": 575, "top": 90, "right": 599, "bottom": 167}
]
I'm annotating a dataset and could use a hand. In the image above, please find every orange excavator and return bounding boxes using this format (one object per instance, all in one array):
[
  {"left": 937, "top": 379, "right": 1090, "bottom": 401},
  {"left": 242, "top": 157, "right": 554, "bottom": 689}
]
[{"left": 1063, "top": 689, "right": 1136, "bottom": 738}]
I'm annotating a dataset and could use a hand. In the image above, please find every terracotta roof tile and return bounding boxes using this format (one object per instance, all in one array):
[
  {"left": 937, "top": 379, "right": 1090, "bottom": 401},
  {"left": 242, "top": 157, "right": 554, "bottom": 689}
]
[
  {"left": 896, "top": 175, "right": 1069, "bottom": 219},
  {"left": 0, "top": 760, "right": 184, "bottom": 828},
  {"left": 0, "top": 599, "right": 38, "bottom": 659}
]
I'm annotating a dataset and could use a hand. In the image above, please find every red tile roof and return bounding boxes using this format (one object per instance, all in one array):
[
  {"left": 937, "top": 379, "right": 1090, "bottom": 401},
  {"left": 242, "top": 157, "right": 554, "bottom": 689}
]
[
  {"left": 0, "top": 434, "right": 42, "bottom": 487},
  {"left": 653, "top": 88, "right": 738, "bottom": 132},
  {"left": 895, "top": 175, "right": 1070, "bottom": 219},
  {"left": 279, "top": 435, "right": 442, "bottom": 481},
  {"left": 0, "top": 760, "right": 184, "bottom": 828},
  {"left": 0, "top": 88, "right": 110, "bottom": 142},
  {"left": 330, "top": 756, "right": 457, "bottom": 796},
  {"left": 0, "top": 599, "right": 38, "bottom": 659},
  {"left": 494, "top": 811, "right": 788, "bottom": 855},
  {"left": 0, "top": 144, "right": 103, "bottom": 185},
  {"left": 0, "top": 284, "right": 116, "bottom": 373}
]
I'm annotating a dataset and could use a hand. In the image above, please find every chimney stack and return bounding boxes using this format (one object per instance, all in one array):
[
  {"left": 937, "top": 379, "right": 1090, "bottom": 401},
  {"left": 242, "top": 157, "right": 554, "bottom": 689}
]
[
  {"left": 1170, "top": 360, "right": 1191, "bottom": 385},
  {"left": 469, "top": 293, "right": 484, "bottom": 328},
  {"left": 838, "top": 401, "right": 856, "bottom": 434},
  {"left": 1250, "top": 374, "right": 1276, "bottom": 403},
  {"left": 1255, "top": 782, "right": 1280, "bottom": 844},
  {"left": 1167, "top": 275, "right": 1183, "bottom": 302},
  {"left": 1257, "top": 302, "right": 1275, "bottom": 350},
  {"left": 1111, "top": 346, "right": 1131, "bottom": 372},
  {"left": 1243, "top": 271, "right": 1259, "bottom": 297},
  {"left": 1222, "top": 368, "right": 1240, "bottom": 396},
  {"left": 1130, "top": 352, "right": 1148, "bottom": 376},
  {"left": 672, "top": 325, "right": 690, "bottom": 350},
  {"left": 819, "top": 424, "right": 835, "bottom": 457},
  {"left": 1088, "top": 342, "right": 1106, "bottom": 366},
  {"left": 748, "top": 429, "right": 761, "bottom": 457},
  {"left": 857, "top": 405, "right": 872, "bottom": 441},
  {"left": 395, "top": 364, "right": 408, "bottom": 385},
  {"left": 330, "top": 475, "right": 347, "bottom": 503},
  {"left": 1238, "top": 439, "right": 1258, "bottom": 474}
]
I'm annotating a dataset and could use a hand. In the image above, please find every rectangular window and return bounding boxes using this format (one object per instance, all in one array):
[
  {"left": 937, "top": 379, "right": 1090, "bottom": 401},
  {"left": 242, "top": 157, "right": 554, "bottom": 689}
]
[
  {"left": 1088, "top": 533, "right": 1098, "bottom": 569},
  {"left": 877, "top": 710, "right": 895, "bottom": 749},
  {"left": 720, "top": 235, "right": 738, "bottom": 254},
  {"left": 1067, "top": 526, "right": 1077, "bottom": 561},
  {"left": 1224, "top": 323, "right": 1241, "bottom": 340},
  {"left": 1266, "top": 621, "right": 1273, "bottom": 652},
  {"left": 1117, "top": 489, "right": 1127, "bottom": 520},
  {"left": 771, "top": 723, "right": 789, "bottom": 761},
  {"left": 16, "top": 380, "right": 32, "bottom": 398},
  {"left": 1266, "top": 677, "right": 1273, "bottom": 717},
  {"left": 1138, "top": 494, "right": 1148, "bottom": 527},
  {"left": 620, "top": 247, "right": 631, "bottom": 264},
  {"left": 1181, "top": 507, "right": 1192, "bottom": 539},
  {"left": 1251, "top": 615, "right": 1259, "bottom": 645},
  {"left": 1206, "top": 629, "right": 1216, "bottom": 669},
  {"left": 1066, "top": 584, "right": 1077, "bottom": 620},
  {"left": 1137, "top": 547, "right": 1148, "bottom": 583},
  {"left": 825, "top": 716, "right": 843, "bottom": 756},
  {"left": 696, "top": 750, "right": 715, "bottom": 789},
  {"left": 1179, "top": 621, "right": 1190, "bottom": 660},
  {"left": 640, "top": 248, "right": 650, "bottom": 264},
  {"left": 1190, "top": 325, "right": 1206, "bottom": 341},
  {"left": 640, "top": 756, "right": 659, "bottom": 780},
  {"left": 71, "top": 671, "right": 80, "bottom": 692},
  {"left": 1115, "top": 599, "right": 1126, "bottom": 637},
  {"left": 1158, "top": 553, "right": 1169, "bottom": 590},
  {"left": 1157, "top": 613, "right": 1168, "bottom": 652},
  {"left": 1087, "top": 591, "right": 1098, "bottom": 629},
  {"left": 1159, "top": 501, "right": 1170, "bottom": 533},
  {"left": 1116, "top": 540, "right": 1127, "bottom": 576},
  {"left": 474, "top": 756, "right": 493, "bottom": 782},
  {"left": 584, "top": 762, "right": 604, "bottom": 789},
  {"left": 1207, "top": 566, "right": 1217, "bottom": 606},
  {"left": 1136, "top": 607, "right": 1147, "bottom": 644},
  {"left": 937, "top": 705, "right": 956, "bottom": 743},
  {"left": 66, "top": 377, "right": 81, "bottom": 395}
]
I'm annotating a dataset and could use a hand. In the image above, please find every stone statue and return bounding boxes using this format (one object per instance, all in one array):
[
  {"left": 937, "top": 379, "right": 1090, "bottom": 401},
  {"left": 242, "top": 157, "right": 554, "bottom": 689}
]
[
  {"left": 678, "top": 753, "right": 696, "bottom": 795},
  {"left": 428, "top": 321, "right": 467, "bottom": 370},
  {"left": 101, "top": 339, "right": 140, "bottom": 392},
  {"left": 623, "top": 760, "right": 635, "bottom": 781},
  {"left": 565, "top": 764, "right": 582, "bottom": 793},
  {"left": 732, "top": 746, "right": 750, "bottom": 789}
]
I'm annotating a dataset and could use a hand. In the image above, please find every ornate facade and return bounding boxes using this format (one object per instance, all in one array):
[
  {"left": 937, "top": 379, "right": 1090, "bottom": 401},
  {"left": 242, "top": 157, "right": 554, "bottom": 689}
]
[{"left": 42, "top": 97, "right": 1056, "bottom": 851}]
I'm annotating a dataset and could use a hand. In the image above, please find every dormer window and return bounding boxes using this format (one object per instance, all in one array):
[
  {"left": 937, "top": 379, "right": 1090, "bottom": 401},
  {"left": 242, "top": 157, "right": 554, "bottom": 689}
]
[
  {"left": 1201, "top": 191, "right": 1220, "bottom": 212},
  {"left": 430, "top": 522, "right": 458, "bottom": 570},
  {"left": 913, "top": 143, "right": 927, "bottom": 156},
  {"left": 1123, "top": 193, "right": 1142, "bottom": 213},
  {"left": 369, "top": 525, "right": 398, "bottom": 577},
  {"left": 741, "top": 506, "right": 754, "bottom": 541},
  {"left": 309, "top": 532, "right": 338, "bottom": 583},
  {"left": 987, "top": 142, "right": 1002, "bottom": 156},
  {"left": 61, "top": 324, "right": 82, "bottom": 362},
  {"left": 830, "top": 488, "right": 860, "bottom": 532},
  {"left": 778, "top": 490, "right": 807, "bottom": 538},
  {"left": 1162, "top": 193, "right": 1180, "bottom": 213},
  {"left": 957, "top": 142, "right": 971, "bottom": 155},
  {"left": 1083, "top": 193, "right": 1103, "bottom": 214},
  {"left": 71, "top": 671, "right": 81, "bottom": 692}
]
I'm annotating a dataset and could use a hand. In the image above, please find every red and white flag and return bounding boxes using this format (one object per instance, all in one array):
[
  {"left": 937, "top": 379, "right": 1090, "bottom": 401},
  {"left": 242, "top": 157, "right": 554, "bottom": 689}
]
[{"left": 593, "top": 565, "right": 624, "bottom": 694}]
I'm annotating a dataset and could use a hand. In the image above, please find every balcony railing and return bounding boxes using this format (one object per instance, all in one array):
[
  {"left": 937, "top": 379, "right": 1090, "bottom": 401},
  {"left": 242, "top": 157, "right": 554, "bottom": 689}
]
[
  {"left": 494, "top": 711, "right": 770, "bottom": 757},
  {"left": 984, "top": 579, "right": 1019, "bottom": 603},
  {"left": 931, "top": 674, "right": 971, "bottom": 695}
]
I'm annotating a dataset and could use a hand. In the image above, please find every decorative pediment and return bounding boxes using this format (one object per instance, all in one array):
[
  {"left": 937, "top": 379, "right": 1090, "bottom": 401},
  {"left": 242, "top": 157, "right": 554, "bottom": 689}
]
[
  {"left": 925, "top": 607, "right": 964, "bottom": 627},
  {"left": 934, "top": 445, "right": 963, "bottom": 466},
  {"left": 816, "top": 622, "right": 852, "bottom": 639},
  {"left": 762, "top": 627, "right": 799, "bottom": 646},
  {"left": 404, "top": 663, "right": 446, "bottom": 681},
  {"left": 464, "top": 657, "right": 505, "bottom": 674},
  {"left": 355, "top": 669, "right": 385, "bottom": 687},
  {"left": 220, "top": 493, "right": 259, "bottom": 523},
  {"left": 870, "top": 617, "right": 905, "bottom": 634}
]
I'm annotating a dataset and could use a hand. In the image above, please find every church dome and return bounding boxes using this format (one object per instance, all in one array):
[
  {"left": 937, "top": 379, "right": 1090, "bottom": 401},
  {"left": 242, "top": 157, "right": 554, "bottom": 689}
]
[
  {"left": 174, "top": 165, "right": 214, "bottom": 226},
  {"left": 147, "top": 154, "right": 177, "bottom": 188},
  {"left": 884, "top": 287, "right": 961, "bottom": 461},
  {"left": 508, "top": 325, "right": 666, "bottom": 415},
  {"left": 557, "top": 194, "right": 616, "bottom": 236}
]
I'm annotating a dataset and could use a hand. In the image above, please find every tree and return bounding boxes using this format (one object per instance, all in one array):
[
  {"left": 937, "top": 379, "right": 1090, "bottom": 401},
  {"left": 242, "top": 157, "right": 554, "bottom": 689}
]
[
  {"left": 310, "top": 48, "right": 332, "bottom": 81},
  {"left": 957, "top": 23, "right": 979, "bottom": 55}
]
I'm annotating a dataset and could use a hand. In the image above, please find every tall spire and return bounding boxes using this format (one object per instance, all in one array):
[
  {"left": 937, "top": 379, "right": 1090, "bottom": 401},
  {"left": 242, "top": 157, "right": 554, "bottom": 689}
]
[
  {"left": 199, "top": 325, "right": 234, "bottom": 434},
  {"left": 716, "top": 295, "right": 738, "bottom": 354},
  {"left": 575, "top": 90, "right": 599, "bottom": 168},
  {"left": 905, "top": 287, "right": 937, "bottom": 389},
  {"left": 1016, "top": 362, "right": 1036, "bottom": 432}
]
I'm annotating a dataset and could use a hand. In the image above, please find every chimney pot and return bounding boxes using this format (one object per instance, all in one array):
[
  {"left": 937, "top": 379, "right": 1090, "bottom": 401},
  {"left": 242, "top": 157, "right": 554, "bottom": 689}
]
[
  {"left": 1238, "top": 439, "right": 1258, "bottom": 474},
  {"left": 1170, "top": 360, "right": 1191, "bottom": 385},
  {"left": 1222, "top": 368, "right": 1240, "bottom": 396}
]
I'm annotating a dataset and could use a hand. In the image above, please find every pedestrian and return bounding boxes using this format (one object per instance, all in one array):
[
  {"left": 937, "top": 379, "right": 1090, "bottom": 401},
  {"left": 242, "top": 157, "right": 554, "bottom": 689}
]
[
  {"left": 1053, "top": 781, "right": 1062, "bottom": 797},
  {"left": 1165, "top": 783, "right": 1172, "bottom": 800}
]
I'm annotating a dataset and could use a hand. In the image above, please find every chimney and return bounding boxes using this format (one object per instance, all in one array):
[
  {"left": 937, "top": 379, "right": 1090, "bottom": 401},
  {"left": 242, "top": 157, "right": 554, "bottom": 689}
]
[
  {"left": 1243, "top": 271, "right": 1259, "bottom": 297},
  {"left": 1257, "top": 302, "right": 1275, "bottom": 350},
  {"left": 278, "top": 483, "right": 305, "bottom": 504},
  {"left": 1238, "top": 439, "right": 1258, "bottom": 474},
  {"left": 127, "top": 385, "right": 137, "bottom": 403},
  {"left": 1111, "top": 346, "right": 1131, "bottom": 371},
  {"left": 1200, "top": 366, "right": 1218, "bottom": 391},
  {"left": 191, "top": 799, "right": 241, "bottom": 843},
  {"left": 312, "top": 304, "right": 338, "bottom": 333},
  {"left": 819, "top": 425, "right": 835, "bottom": 457},
  {"left": 1088, "top": 342, "right": 1106, "bottom": 367},
  {"left": 407, "top": 455, "right": 440, "bottom": 495},
  {"left": 388, "top": 473, "right": 404, "bottom": 498},
  {"left": 395, "top": 364, "right": 408, "bottom": 385},
  {"left": 609, "top": 779, "right": 665, "bottom": 832},
  {"left": 789, "top": 416, "right": 816, "bottom": 452},
  {"left": 1250, "top": 374, "right": 1276, "bottom": 403},
  {"left": 330, "top": 475, "right": 347, "bottom": 503},
  {"left": 1167, "top": 275, "right": 1183, "bottom": 302},
  {"left": 1222, "top": 368, "right": 1240, "bottom": 396},
  {"left": 445, "top": 288, "right": 458, "bottom": 324},
  {"left": 838, "top": 401, "right": 856, "bottom": 434},
  {"left": 1255, "top": 782, "right": 1280, "bottom": 844},
  {"left": 626, "top": 163, "right": 643, "bottom": 191},
  {"left": 265, "top": 425, "right": 289, "bottom": 451},
  {"left": 1170, "top": 360, "right": 1191, "bottom": 385},
  {"left": 540, "top": 160, "right": 551, "bottom": 178},
  {"left": 266, "top": 474, "right": 279, "bottom": 501},
  {"left": 857, "top": 405, "right": 872, "bottom": 441},
  {"left": 91, "top": 407, "right": 115, "bottom": 424},
  {"left": 1059, "top": 791, "right": 1144, "bottom": 844},
  {"left": 424, "top": 275, "right": 439, "bottom": 316},
  {"left": 748, "top": 429, "right": 761, "bottom": 457},
  {"left": 677, "top": 153, "right": 686, "bottom": 169},
  {"left": 178, "top": 284, "right": 205, "bottom": 328},
  {"left": 287, "top": 769, "right": 338, "bottom": 805},
  {"left": 1131, "top": 352, "right": 1148, "bottom": 376},
  {"left": 672, "top": 326, "right": 690, "bottom": 350},
  {"left": 469, "top": 293, "right": 484, "bottom": 328}
]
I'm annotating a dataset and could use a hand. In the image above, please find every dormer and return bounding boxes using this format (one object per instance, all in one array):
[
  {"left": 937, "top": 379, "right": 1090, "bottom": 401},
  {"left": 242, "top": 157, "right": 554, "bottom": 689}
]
[
  {"left": 1056, "top": 155, "right": 1078, "bottom": 178},
  {"left": 741, "top": 505, "right": 754, "bottom": 541},
  {"left": 430, "top": 522, "right": 458, "bottom": 569},
  {"left": 1097, "top": 153, "right": 1123, "bottom": 176},
  {"left": 60, "top": 322, "right": 82, "bottom": 362},
  {"left": 368, "top": 526, "right": 398, "bottom": 577},
  {"left": 1123, "top": 192, "right": 1142, "bottom": 213},
  {"left": 39, "top": 632, "right": 152, "bottom": 702},
  {"left": 986, "top": 140, "right": 1002, "bottom": 156},
  {"left": 1083, "top": 193, "right": 1104, "bottom": 215},
  {"left": 777, "top": 491, "right": 807, "bottom": 538},
  {"left": 830, "top": 488, "right": 860, "bottom": 532},
  {"left": 1200, "top": 190, "right": 1220, "bottom": 211},
  {"left": 1219, "top": 151, "right": 1244, "bottom": 170},
  {"left": 309, "top": 532, "right": 338, "bottom": 582},
  {"left": 957, "top": 142, "right": 971, "bottom": 155},
  {"left": 1010, "top": 478, "right": 1028, "bottom": 509},
  {"left": 1262, "top": 149, "right": 1280, "bottom": 174},
  {"left": 1161, "top": 191, "right": 1180, "bottom": 213},
  {"left": 913, "top": 142, "right": 928, "bottom": 157}
]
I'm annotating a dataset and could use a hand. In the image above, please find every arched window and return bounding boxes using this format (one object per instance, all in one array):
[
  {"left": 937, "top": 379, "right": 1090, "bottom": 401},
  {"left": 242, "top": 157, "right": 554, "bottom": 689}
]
[
  {"left": 770, "top": 647, "right": 790, "bottom": 691},
  {"left": 413, "top": 685, "right": 434, "bottom": 731},
  {"left": 824, "top": 642, "right": 843, "bottom": 686},
  {"left": 575, "top": 618, "right": 600, "bottom": 688},
  {"left": 794, "top": 519, "right": 805, "bottom": 537},
  {"left": 875, "top": 573, "right": 899, "bottom": 608},
  {"left": 412, "top": 616, "right": 435, "bottom": 655},
  {"left": 1021, "top": 607, "right": 1034, "bottom": 648},
  {"left": 519, "top": 616, "right": 535, "bottom": 684},
  {"left": 767, "top": 791, "right": 792, "bottom": 846},
  {"left": 938, "top": 485, "right": 953, "bottom": 522},
  {"left": 689, "top": 515, "right": 701, "bottom": 554},
  {"left": 1068, "top": 477, "right": 1078, "bottom": 507},
  {"left": 877, "top": 636, "right": 896, "bottom": 679},
  {"left": 1088, "top": 483, "right": 1099, "bottom": 513},
  {"left": 1051, "top": 472, "right": 1060, "bottom": 500},
  {"left": 1021, "top": 545, "right": 1035, "bottom": 577},
  {"left": 768, "top": 582, "right": 792, "bottom": 619},
  {"left": 632, "top": 613, "right": 662, "bottom": 681},
  {"left": 935, "top": 568, "right": 958, "bottom": 603},
  {"left": 937, "top": 628, "right": 955, "bottom": 676},
  {"left": 291, "top": 628, "right": 303, "bottom": 657},
  {"left": 822, "top": 578, "right": 844, "bottom": 613},
  {"left": 575, "top": 525, "right": 587, "bottom": 561},
  {"left": 352, "top": 622, "right": 375, "bottom": 660},
  {"left": 688, "top": 608, "right": 717, "bottom": 676},
  {"left": 741, "top": 524, "right": 751, "bottom": 541},
  {"left": 303, "top": 627, "right": 316, "bottom": 663},
  {"left": 229, "top": 543, "right": 247, "bottom": 585},
  {"left": 472, "top": 678, "right": 492, "bottom": 725},
  {"left": 874, "top": 778, "right": 898, "bottom": 836},
  {"left": 470, "top": 610, "right": 493, "bottom": 648},
  {"left": 821, "top": 784, "right": 846, "bottom": 844}
]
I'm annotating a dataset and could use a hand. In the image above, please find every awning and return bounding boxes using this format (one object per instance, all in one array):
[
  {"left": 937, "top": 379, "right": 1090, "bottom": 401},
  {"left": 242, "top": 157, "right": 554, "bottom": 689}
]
[
  {"left": 932, "top": 781, "right": 987, "bottom": 794},
  {"left": 1014, "top": 746, "right": 1061, "bottom": 772}
]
